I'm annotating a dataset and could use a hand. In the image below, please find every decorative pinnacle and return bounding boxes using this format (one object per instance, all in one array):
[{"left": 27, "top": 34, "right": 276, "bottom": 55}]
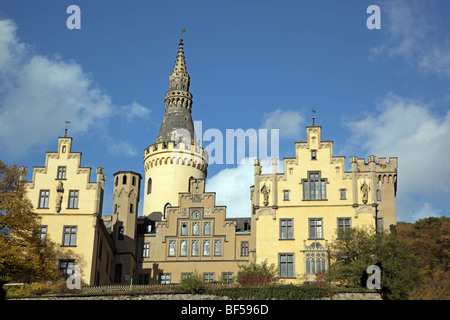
[{"left": 173, "top": 39, "right": 187, "bottom": 75}]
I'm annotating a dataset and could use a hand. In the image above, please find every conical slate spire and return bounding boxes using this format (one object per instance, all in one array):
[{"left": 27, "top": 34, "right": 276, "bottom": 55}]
[{"left": 155, "top": 39, "right": 195, "bottom": 145}]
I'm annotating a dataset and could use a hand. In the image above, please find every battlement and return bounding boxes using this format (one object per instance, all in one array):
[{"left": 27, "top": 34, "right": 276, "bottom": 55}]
[
  {"left": 351, "top": 155, "right": 398, "bottom": 172},
  {"left": 143, "top": 140, "right": 208, "bottom": 174}
]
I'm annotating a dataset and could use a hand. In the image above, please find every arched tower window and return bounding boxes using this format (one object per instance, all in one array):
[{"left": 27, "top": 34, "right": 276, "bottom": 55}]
[
  {"left": 147, "top": 178, "right": 152, "bottom": 195},
  {"left": 122, "top": 175, "right": 127, "bottom": 185},
  {"left": 115, "top": 176, "right": 118, "bottom": 187},
  {"left": 164, "top": 203, "right": 171, "bottom": 219}
]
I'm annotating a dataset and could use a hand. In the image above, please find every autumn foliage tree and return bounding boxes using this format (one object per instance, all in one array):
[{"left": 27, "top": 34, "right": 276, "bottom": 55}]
[
  {"left": 397, "top": 217, "right": 450, "bottom": 300},
  {"left": 0, "top": 159, "right": 59, "bottom": 283}
]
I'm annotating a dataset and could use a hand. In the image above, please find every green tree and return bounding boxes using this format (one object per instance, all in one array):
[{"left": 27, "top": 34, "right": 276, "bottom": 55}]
[
  {"left": 236, "top": 259, "right": 278, "bottom": 287},
  {"left": 0, "top": 159, "right": 59, "bottom": 282},
  {"left": 327, "top": 227, "right": 419, "bottom": 300}
]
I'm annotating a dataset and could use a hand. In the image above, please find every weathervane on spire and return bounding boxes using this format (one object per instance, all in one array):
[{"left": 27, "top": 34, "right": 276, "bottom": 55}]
[
  {"left": 180, "top": 28, "right": 186, "bottom": 39},
  {"left": 312, "top": 109, "right": 317, "bottom": 126},
  {"left": 64, "top": 121, "right": 71, "bottom": 137}
]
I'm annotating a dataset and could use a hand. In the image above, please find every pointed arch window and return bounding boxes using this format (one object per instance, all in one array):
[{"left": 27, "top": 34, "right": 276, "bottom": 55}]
[
  {"left": 147, "top": 178, "right": 152, "bottom": 194},
  {"left": 122, "top": 175, "right": 127, "bottom": 185},
  {"left": 164, "top": 203, "right": 171, "bottom": 219}
]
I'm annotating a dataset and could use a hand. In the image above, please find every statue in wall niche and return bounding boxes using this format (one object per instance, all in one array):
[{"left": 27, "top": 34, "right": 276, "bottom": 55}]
[
  {"left": 56, "top": 181, "right": 64, "bottom": 213},
  {"left": 261, "top": 184, "right": 270, "bottom": 206},
  {"left": 361, "top": 181, "right": 369, "bottom": 204}
]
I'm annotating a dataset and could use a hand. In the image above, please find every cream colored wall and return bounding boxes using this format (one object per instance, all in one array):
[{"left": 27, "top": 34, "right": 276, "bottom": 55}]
[
  {"left": 252, "top": 125, "right": 397, "bottom": 283},
  {"left": 142, "top": 142, "right": 207, "bottom": 216},
  {"left": 137, "top": 179, "right": 251, "bottom": 284},
  {"left": 24, "top": 137, "right": 105, "bottom": 286}
]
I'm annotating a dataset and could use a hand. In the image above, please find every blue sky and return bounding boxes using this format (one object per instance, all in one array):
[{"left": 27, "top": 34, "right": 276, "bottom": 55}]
[{"left": 0, "top": 0, "right": 449, "bottom": 222}]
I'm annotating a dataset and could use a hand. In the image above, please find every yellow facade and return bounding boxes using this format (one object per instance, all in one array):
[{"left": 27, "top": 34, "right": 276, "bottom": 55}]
[
  {"left": 23, "top": 136, "right": 113, "bottom": 285},
  {"left": 137, "top": 178, "right": 251, "bottom": 284},
  {"left": 251, "top": 125, "right": 397, "bottom": 282},
  {"left": 142, "top": 141, "right": 208, "bottom": 216}
]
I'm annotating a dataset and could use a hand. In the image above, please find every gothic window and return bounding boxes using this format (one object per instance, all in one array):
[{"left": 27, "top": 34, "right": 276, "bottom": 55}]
[
  {"left": 302, "top": 172, "right": 327, "bottom": 200},
  {"left": 122, "top": 175, "right": 127, "bottom": 185},
  {"left": 168, "top": 240, "right": 176, "bottom": 256},
  {"left": 147, "top": 178, "right": 152, "bottom": 194},
  {"left": 181, "top": 223, "right": 188, "bottom": 236},
  {"left": 214, "top": 240, "right": 222, "bottom": 256},
  {"left": 115, "top": 176, "right": 118, "bottom": 187},
  {"left": 192, "top": 240, "right": 199, "bottom": 256},
  {"left": 132, "top": 176, "right": 136, "bottom": 186},
  {"left": 192, "top": 222, "right": 199, "bottom": 235},
  {"left": 203, "top": 240, "right": 210, "bottom": 256},
  {"left": 180, "top": 240, "right": 187, "bottom": 256},
  {"left": 306, "top": 252, "right": 326, "bottom": 274},
  {"left": 279, "top": 254, "right": 294, "bottom": 278},
  {"left": 204, "top": 222, "right": 211, "bottom": 235},
  {"left": 164, "top": 203, "right": 171, "bottom": 219}
]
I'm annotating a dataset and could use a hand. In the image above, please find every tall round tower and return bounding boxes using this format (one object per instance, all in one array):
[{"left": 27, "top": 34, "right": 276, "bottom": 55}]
[{"left": 143, "top": 39, "right": 208, "bottom": 218}]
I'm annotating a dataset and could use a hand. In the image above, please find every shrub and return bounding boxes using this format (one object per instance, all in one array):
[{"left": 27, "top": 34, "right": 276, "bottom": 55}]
[
  {"left": 209, "top": 284, "right": 333, "bottom": 300},
  {"left": 237, "top": 259, "right": 278, "bottom": 287},
  {"left": 4, "top": 279, "right": 72, "bottom": 297},
  {"left": 179, "top": 272, "right": 205, "bottom": 294}
]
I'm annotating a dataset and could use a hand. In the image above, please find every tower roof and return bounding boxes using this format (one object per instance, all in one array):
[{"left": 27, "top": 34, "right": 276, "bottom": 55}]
[
  {"left": 155, "top": 39, "right": 195, "bottom": 145},
  {"left": 172, "top": 39, "right": 188, "bottom": 76}
]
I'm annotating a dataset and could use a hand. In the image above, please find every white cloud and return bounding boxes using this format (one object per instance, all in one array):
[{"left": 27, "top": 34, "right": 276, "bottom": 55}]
[
  {"left": 205, "top": 158, "right": 284, "bottom": 218},
  {"left": 121, "top": 101, "right": 151, "bottom": 121},
  {"left": 346, "top": 93, "right": 450, "bottom": 221},
  {"left": 261, "top": 109, "right": 304, "bottom": 139},
  {"left": 107, "top": 140, "right": 138, "bottom": 157},
  {"left": 205, "top": 161, "right": 254, "bottom": 218},
  {"left": 0, "top": 18, "right": 147, "bottom": 158},
  {"left": 370, "top": 0, "right": 450, "bottom": 77}
]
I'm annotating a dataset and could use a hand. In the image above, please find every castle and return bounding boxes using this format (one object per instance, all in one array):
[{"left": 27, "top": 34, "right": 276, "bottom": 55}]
[{"left": 22, "top": 39, "right": 397, "bottom": 286}]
